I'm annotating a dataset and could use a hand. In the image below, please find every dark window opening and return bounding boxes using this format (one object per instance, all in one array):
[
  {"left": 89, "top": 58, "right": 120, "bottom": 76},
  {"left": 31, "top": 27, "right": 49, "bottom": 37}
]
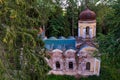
[
  {"left": 69, "top": 62, "right": 73, "bottom": 69},
  {"left": 86, "top": 26, "right": 90, "bottom": 35},
  {"left": 56, "top": 61, "right": 60, "bottom": 69},
  {"left": 86, "top": 62, "right": 90, "bottom": 70}
]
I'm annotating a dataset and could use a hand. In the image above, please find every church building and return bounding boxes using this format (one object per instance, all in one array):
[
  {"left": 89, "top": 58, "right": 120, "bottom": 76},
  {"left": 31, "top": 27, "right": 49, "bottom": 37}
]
[{"left": 43, "top": 8, "right": 100, "bottom": 76}]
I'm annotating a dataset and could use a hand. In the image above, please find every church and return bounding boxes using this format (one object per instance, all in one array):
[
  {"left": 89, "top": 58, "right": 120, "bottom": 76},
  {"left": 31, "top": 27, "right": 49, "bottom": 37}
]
[{"left": 43, "top": 8, "right": 101, "bottom": 76}]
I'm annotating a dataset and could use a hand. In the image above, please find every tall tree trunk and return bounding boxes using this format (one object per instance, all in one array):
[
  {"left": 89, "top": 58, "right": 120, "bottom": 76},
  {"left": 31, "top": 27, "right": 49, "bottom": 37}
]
[
  {"left": 71, "top": 6, "right": 74, "bottom": 36},
  {"left": 85, "top": 0, "right": 89, "bottom": 8},
  {"left": 43, "top": 24, "right": 45, "bottom": 37},
  {"left": 72, "top": 14, "right": 74, "bottom": 36}
]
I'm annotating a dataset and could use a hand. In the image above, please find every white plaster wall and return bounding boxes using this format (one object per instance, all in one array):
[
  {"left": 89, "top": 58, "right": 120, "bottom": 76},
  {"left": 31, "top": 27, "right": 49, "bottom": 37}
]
[
  {"left": 52, "top": 58, "right": 64, "bottom": 70},
  {"left": 78, "top": 20, "right": 96, "bottom": 38},
  {"left": 65, "top": 58, "right": 77, "bottom": 71},
  {"left": 94, "top": 58, "right": 101, "bottom": 76}
]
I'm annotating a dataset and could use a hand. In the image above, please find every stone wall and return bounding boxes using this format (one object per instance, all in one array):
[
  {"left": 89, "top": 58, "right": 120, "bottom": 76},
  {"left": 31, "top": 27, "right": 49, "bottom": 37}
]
[{"left": 47, "top": 49, "right": 100, "bottom": 76}]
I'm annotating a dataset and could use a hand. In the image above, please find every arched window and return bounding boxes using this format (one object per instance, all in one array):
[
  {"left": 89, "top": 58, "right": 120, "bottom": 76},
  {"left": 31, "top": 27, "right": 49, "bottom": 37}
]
[
  {"left": 56, "top": 61, "right": 60, "bottom": 69},
  {"left": 86, "top": 62, "right": 90, "bottom": 70},
  {"left": 69, "top": 62, "right": 73, "bottom": 69},
  {"left": 86, "top": 26, "right": 90, "bottom": 35}
]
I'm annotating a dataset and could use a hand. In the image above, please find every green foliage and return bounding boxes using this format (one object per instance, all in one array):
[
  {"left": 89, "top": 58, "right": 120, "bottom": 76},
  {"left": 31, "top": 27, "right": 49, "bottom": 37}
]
[
  {"left": 47, "top": 75, "right": 76, "bottom": 80},
  {"left": 0, "top": 0, "right": 49, "bottom": 80},
  {"left": 97, "top": 0, "right": 120, "bottom": 69},
  {"left": 47, "top": 6, "right": 70, "bottom": 37},
  {"left": 46, "top": 0, "right": 80, "bottom": 37},
  {"left": 0, "top": 0, "right": 120, "bottom": 80}
]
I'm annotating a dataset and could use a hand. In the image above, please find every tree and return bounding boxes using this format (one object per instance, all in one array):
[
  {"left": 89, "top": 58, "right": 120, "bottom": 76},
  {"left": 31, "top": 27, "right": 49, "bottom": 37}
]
[
  {"left": 37, "top": 0, "right": 55, "bottom": 35},
  {"left": 97, "top": 0, "right": 120, "bottom": 78},
  {"left": 66, "top": 0, "right": 80, "bottom": 36},
  {"left": 47, "top": 6, "right": 70, "bottom": 37},
  {"left": 0, "top": 0, "right": 49, "bottom": 80}
]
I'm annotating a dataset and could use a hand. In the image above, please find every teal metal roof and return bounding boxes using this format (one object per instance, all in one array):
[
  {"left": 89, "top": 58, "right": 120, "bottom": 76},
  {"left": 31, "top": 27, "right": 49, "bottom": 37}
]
[
  {"left": 49, "top": 37, "right": 57, "bottom": 40},
  {"left": 58, "top": 36, "right": 66, "bottom": 39},
  {"left": 68, "top": 36, "right": 75, "bottom": 39},
  {"left": 44, "top": 36, "right": 76, "bottom": 50}
]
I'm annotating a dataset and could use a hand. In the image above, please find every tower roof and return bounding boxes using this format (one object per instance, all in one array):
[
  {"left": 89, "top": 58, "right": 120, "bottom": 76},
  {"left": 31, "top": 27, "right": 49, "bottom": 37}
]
[{"left": 79, "top": 8, "right": 96, "bottom": 21}]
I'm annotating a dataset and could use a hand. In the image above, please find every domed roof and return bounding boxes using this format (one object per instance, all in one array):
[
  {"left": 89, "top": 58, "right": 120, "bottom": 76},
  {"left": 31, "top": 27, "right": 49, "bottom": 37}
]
[
  {"left": 49, "top": 37, "right": 57, "bottom": 40},
  {"left": 58, "top": 36, "right": 66, "bottom": 39},
  {"left": 79, "top": 8, "right": 96, "bottom": 21},
  {"left": 67, "top": 36, "right": 75, "bottom": 40}
]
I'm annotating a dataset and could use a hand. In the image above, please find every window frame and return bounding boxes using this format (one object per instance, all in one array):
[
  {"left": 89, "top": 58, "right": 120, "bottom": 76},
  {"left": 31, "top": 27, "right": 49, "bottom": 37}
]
[{"left": 86, "top": 62, "right": 90, "bottom": 70}]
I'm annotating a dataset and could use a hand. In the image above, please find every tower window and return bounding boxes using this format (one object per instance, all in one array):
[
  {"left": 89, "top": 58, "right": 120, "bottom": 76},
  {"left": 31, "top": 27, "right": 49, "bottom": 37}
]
[
  {"left": 69, "top": 62, "right": 73, "bottom": 69},
  {"left": 86, "top": 62, "right": 90, "bottom": 70},
  {"left": 56, "top": 61, "right": 60, "bottom": 69},
  {"left": 86, "top": 26, "right": 90, "bottom": 35}
]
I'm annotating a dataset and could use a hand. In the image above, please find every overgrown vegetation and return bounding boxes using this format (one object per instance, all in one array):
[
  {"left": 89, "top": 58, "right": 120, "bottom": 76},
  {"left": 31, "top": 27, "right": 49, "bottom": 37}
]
[{"left": 0, "top": 0, "right": 120, "bottom": 80}]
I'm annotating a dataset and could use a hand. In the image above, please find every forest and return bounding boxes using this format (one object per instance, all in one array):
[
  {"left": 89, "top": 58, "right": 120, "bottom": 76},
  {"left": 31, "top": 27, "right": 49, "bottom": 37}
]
[{"left": 0, "top": 0, "right": 120, "bottom": 80}]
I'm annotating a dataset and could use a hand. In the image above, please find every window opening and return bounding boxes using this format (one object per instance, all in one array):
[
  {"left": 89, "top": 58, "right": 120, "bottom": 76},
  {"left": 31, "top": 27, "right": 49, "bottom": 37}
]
[
  {"left": 86, "top": 62, "right": 90, "bottom": 70},
  {"left": 56, "top": 61, "right": 60, "bottom": 69},
  {"left": 69, "top": 62, "right": 73, "bottom": 69}
]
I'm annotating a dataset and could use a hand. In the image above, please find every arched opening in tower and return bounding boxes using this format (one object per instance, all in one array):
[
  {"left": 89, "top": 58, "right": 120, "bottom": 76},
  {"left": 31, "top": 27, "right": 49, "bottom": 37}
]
[{"left": 86, "top": 26, "right": 90, "bottom": 36}]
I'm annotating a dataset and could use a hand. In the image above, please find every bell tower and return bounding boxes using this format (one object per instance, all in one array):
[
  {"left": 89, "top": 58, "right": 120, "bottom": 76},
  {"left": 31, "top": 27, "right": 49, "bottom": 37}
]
[{"left": 78, "top": 8, "right": 96, "bottom": 39}]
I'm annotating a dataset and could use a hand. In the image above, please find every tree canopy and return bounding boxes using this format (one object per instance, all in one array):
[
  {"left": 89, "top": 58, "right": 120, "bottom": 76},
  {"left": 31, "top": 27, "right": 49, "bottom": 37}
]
[{"left": 0, "top": 0, "right": 120, "bottom": 80}]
